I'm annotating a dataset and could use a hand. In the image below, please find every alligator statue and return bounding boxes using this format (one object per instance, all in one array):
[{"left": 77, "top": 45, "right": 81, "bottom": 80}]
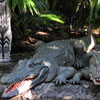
[
  {"left": 1, "top": 25, "right": 95, "bottom": 98},
  {"left": 69, "top": 51, "right": 100, "bottom": 85}
]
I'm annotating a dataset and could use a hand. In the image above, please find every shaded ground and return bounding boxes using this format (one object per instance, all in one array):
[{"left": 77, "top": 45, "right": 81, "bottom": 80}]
[{"left": 32, "top": 82, "right": 100, "bottom": 100}]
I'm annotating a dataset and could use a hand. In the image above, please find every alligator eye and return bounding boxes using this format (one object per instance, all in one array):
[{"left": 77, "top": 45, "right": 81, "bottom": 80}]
[
  {"left": 31, "top": 62, "right": 35, "bottom": 65},
  {"left": 29, "top": 62, "right": 35, "bottom": 68}
]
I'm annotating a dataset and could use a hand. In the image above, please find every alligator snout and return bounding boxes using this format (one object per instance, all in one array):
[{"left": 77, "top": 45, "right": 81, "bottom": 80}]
[
  {"left": 90, "top": 74, "right": 100, "bottom": 85},
  {"left": 2, "top": 67, "right": 49, "bottom": 98}
]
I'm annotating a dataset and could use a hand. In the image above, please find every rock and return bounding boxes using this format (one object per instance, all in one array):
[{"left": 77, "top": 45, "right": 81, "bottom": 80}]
[
  {"left": 35, "top": 40, "right": 45, "bottom": 48},
  {"left": 47, "top": 27, "right": 53, "bottom": 31},
  {"left": 83, "top": 84, "right": 90, "bottom": 88},
  {"left": 63, "top": 96, "right": 72, "bottom": 100}
]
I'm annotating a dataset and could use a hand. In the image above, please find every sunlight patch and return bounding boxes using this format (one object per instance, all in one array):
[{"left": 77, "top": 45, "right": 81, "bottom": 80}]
[{"left": 48, "top": 46, "right": 59, "bottom": 49}]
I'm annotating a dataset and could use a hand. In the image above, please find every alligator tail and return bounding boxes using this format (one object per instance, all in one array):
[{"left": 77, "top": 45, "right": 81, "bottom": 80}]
[{"left": 86, "top": 24, "right": 95, "bottom": 53}]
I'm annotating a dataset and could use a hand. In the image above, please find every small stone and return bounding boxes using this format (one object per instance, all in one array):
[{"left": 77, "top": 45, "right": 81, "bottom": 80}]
[
  {"left": 47, "top": 27, "right": 53, "bottom": 31},
  {"left": 63, "top": 96, "right": 72, "bottom": 100},
  {"left": 83, "top": 84, "right": 89, "bottom": 88},
  {"left": 35, "top": 40, "right": 45, "bottom": 47}
]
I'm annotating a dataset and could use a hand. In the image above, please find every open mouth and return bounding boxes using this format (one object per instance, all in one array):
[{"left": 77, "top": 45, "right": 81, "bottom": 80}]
[
  {"left": 95, "top": 79, "right": 100, "bottom": 83},
  {"left": 93, "top": 78, "right": 100, "bottom": 85},
  {"left": 5, "top": 77, "right": 36, "bottom": 94},
  {"left": 2, "top": 67, "right": 49, "bottom": 98},
  {"left": 5, "top": 78, "right": 34, "bottom": 93},
  {"left": 89, "top": 74, "right": 100, "bottom": 85},
  {"left": 5, "top": 81, "right": 20, "bottom": 94},
  {"left": 2, "top": 77, "right": 37, "bottom": 98}
]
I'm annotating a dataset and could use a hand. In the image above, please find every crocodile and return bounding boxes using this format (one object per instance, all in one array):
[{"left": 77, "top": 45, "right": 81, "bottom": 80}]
[{"left": 1, "top": 25, "right": 95, "bottom": 98}]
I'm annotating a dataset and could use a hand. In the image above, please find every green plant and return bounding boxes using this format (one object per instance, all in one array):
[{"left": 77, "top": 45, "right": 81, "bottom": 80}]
[
  {"left": 8, "top": 0, "right": 48, "bottom": 15},
  {"left": 96, "top": 37, "right": 100, "bottom": 42},
  {"left": 8, "top": 0, "right": 64, "bottom": 23},
  {"left": 8, "top": 0, "right": 64, "bottom": 28},
  {"left": 39, "top": 14, "right": 64, "bottom": 24},
  {"left": 48, "top": 0, "right": 100, "bottom": 24},
  {"left": 8, "top": 0, "right": 65, "bottom": 38},
  {"left": 88, "top": 0, "right": 100, "bottom": 22},
  {"left": 58, "top": 28, "right": 68, "bottom": 39}
]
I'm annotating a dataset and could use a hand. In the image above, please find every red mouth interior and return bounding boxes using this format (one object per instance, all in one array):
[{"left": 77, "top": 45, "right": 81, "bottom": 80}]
[
  {"left": 6, "top": 81, "right": 20, "bottom": 93},
  {"left": 95, "top": 79, "right": 100, "bottom": 83},
  {"left": 5, "top": 77, "right": 34, "bottom": 94}
]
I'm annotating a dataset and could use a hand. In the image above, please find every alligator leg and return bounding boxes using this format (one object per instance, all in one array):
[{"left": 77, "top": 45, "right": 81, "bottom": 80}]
[
  {"left": 69, "top": 72, "right": 82, "bottom": 84},
  {"left": 74, "top": 42, "right": 86, "bottom": 68},
  {"left": 2, "top": 67, "right": 49, "bottom": 98},
  {"left": 53, "top": 66, "right": 76, "bottom": 85}
]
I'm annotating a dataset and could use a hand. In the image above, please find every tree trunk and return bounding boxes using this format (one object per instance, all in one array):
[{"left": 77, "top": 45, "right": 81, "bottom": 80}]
[{"left": 0, "top": 0, "right": 12, "bottom": 62}]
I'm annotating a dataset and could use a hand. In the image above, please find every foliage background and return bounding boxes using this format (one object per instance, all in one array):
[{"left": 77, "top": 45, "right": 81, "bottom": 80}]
[{"left": 7, "top": 0, "right": 100, "bottom": 43}]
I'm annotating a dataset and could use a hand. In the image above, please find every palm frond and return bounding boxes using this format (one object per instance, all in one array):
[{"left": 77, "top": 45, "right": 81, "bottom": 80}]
[
  {"left": 8, "top": 0, "right": 48, "bottom": 15},
  {"left": 39, "top": 14, "right": 64, "bottom": 24},
  {"left": 89, "top": 0, "right": 100, "bottom": 22}
]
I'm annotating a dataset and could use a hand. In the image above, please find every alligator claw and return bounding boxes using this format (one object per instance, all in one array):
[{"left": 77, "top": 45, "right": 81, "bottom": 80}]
[
  {"left": 53, "top": 76, "right": 68, "bottom": 85},
  {"left": 69, "top": 78, "right": 81, "bottom": 84},
  {"left": 74, "top": 59, "right": 85, "bottom": 68}
]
